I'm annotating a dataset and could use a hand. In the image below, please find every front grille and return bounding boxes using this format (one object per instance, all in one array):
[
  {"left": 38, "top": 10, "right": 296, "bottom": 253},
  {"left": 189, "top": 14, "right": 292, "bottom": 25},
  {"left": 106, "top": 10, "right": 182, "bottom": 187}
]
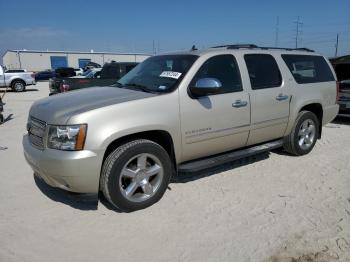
[{"left": 28, "top": 117, "right": 46, "bottom": 150}]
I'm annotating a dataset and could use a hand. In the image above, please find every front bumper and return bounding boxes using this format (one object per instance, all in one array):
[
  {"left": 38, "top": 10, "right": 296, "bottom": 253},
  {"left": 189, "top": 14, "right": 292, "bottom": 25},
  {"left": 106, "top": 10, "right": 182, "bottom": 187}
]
[{"left": 23, "top": 134, "right": 102, "bottom": 193}]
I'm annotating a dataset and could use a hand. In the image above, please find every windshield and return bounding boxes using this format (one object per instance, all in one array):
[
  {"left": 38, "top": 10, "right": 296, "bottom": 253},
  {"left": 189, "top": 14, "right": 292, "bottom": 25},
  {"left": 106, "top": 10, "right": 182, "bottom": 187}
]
[{"left": 116, "top": 55, "right": 198, "bottom": 93}]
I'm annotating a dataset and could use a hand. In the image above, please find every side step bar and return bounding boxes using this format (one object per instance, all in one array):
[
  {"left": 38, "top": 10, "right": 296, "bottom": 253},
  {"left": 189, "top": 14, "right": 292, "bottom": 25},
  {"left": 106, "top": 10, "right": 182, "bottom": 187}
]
[{"left": 178, "top": 139, "right": 284, "bottom": 173}]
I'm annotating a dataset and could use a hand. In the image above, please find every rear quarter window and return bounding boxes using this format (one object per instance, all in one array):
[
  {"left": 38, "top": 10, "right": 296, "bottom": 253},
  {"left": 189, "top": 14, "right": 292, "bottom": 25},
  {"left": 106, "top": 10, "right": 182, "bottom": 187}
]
[{"left": 281, "top": 55, "right": 335, "bottom": 84}]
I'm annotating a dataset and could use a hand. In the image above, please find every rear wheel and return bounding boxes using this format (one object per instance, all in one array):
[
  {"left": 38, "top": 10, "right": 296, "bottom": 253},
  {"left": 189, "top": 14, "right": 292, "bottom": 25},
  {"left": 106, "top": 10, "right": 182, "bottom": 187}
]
[
  {"left": 100, "top": 139, "right": 172, "bottom": 212},
  {"left": 284, "top": 111, "right": 319, "bottom": 156},
  {"left": 11, "top": 80, "right": 26, "bottom": 92}
]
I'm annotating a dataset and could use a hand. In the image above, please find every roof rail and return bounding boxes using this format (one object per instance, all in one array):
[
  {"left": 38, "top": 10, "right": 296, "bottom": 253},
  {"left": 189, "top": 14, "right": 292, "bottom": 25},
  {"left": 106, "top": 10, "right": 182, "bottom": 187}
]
[
  {"left": 211, "top": 44, "right": 314, "bottom": 52},
  {"left": 294, "top": 47, "right": 315, "bottom": 52},
  {"left": 212, "top": 44, "right": 258, "bottom": 49}
]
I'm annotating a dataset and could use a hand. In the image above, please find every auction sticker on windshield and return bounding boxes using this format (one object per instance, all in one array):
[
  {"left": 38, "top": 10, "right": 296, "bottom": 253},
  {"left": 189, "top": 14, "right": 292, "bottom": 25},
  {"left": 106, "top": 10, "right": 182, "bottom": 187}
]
[{"left": 160, "top": 71, "right": 182, "bottom": 79}]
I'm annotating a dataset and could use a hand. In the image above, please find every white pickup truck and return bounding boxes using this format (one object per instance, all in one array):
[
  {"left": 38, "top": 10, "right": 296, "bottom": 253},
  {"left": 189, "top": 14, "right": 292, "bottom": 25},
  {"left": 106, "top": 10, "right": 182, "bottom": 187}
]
[{"left": 0, "top": 65, "right": 36, "bottom": 92}]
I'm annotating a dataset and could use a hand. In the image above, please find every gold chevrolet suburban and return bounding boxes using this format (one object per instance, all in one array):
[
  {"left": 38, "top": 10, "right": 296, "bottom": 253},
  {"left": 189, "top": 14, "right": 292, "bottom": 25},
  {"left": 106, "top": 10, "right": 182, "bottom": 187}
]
[{"left": 23, "top": 44, "right": 339, "bottom": 212}]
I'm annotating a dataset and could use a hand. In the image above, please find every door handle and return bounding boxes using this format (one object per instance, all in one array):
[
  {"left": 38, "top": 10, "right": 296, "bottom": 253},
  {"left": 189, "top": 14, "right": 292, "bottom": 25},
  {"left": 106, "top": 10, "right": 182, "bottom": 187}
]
[
  {"left": 276, "top": 94, "right": 289, "bottom": 101},
  {"left": 232, "top": 100, "right": 248, "bottom": 108}
]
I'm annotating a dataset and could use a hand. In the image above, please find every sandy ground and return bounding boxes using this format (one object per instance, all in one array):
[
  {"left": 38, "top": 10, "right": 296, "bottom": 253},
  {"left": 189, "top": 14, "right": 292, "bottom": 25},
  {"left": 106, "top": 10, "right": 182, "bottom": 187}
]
[{"left": 0, "top": 82, "right": 350, "bottom": 262}]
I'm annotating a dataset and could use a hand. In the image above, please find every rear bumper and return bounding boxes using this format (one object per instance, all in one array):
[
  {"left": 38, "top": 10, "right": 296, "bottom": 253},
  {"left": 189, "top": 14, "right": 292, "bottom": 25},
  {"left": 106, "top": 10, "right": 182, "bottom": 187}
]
[
  {"left": 338, "top": 100, "right": 350, "bottom": 115},
  {"left": 26, "top": 79, "right": 36, "bottom": 86},
  {"left": 23, "top": 134, "right": 103, "bottom": 193},
  {"left": 323, "top": 104, "right": 339, "bottom": 124}
]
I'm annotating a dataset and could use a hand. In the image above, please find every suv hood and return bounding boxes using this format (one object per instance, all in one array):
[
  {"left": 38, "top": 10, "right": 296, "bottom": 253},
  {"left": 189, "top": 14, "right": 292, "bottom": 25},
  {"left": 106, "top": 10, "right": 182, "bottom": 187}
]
[{"left": 29, "top": 86, "right": 156, "bottom": 124}]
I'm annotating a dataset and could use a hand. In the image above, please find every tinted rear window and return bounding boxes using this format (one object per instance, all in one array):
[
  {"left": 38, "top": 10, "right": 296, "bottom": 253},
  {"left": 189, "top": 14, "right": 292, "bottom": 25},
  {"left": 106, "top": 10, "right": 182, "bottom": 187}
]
[
  {"left": 282, "top": 55, "right": 335, "bottom": 84},
  {"left": 100, "top": 64, "right": 120, "bottom": 79},
  {"left": 244, "top": 54, "right": 282, "bottom": 90}
]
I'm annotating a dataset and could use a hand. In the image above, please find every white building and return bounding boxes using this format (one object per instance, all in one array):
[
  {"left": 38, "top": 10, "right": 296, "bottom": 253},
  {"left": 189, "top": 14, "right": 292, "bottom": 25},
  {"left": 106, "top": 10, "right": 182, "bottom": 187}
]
[{"left": 2, "top": 50, "right": 151, "bottom": 71}]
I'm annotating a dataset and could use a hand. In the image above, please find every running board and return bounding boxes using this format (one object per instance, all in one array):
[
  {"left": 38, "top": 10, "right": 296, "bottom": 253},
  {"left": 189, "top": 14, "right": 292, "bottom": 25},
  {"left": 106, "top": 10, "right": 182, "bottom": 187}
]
[{"left": 178, "top": 139, "right": 284, "bottom": 173}]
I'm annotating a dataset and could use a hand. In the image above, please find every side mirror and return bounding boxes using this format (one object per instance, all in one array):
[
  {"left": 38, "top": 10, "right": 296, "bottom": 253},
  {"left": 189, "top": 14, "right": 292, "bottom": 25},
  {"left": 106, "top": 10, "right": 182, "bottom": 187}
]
[
  {"left": 0, "top": 66, "right": 4, "bottom": 75},
  {"left": 189, "top": 78, "right": 222, "bottom": 97}
]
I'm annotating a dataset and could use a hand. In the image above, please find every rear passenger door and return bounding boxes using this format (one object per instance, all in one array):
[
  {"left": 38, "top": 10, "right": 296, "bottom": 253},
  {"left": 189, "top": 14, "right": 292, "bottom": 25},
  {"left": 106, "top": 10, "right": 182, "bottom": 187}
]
[
  {"left": 180, "top": 54, "right": 251, "bottom": 161},
  {"left": 244, "top": 54, "right": 291, "bottom": 145}
]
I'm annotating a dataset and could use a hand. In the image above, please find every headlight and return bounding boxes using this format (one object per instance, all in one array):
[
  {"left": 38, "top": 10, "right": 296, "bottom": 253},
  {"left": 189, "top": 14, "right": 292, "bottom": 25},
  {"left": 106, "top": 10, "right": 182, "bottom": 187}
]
[{"left": 47, "top": 124, "right": 87, "bottom": 151}]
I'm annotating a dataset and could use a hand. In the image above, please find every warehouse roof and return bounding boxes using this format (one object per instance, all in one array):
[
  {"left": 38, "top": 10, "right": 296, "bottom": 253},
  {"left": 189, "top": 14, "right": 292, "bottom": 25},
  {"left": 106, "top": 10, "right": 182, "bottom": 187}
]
[{"left": 4, "top": 49, "right": 151, "bottom": 56}]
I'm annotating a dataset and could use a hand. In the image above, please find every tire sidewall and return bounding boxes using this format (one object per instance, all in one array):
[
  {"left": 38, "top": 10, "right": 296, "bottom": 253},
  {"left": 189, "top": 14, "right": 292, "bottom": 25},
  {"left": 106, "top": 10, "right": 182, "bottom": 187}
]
[
  {"left": 292, "top": 111, "right": 319, "bottom": 155},
  {"left": 105, "top": 141, "right": 172, "bottom": 212},
  {"left": 12, "top": 81, "right": 25, "bottom": 92}
]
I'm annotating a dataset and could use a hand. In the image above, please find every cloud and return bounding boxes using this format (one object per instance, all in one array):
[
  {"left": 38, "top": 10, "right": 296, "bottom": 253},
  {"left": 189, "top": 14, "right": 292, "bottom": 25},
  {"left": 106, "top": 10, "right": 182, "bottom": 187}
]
[
  {"left": 0, "top": 27, "right": 70, "bottom": 39},
  {"left": 0, "top": 27, "right": 72, "bottom": 57}
]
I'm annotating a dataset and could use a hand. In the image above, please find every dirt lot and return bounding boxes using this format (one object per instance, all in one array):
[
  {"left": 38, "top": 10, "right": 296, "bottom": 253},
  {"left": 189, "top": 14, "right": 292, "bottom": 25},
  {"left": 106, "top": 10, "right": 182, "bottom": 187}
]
[{"left": 0, "top": 82, "right": 350, "bottom": 262}]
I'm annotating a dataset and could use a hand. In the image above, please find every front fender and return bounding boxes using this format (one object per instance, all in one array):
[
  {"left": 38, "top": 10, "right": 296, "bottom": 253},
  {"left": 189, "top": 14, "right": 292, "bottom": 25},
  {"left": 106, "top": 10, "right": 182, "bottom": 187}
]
[{"left": 67, "top": 91, "right": 182, "bottom": 163}]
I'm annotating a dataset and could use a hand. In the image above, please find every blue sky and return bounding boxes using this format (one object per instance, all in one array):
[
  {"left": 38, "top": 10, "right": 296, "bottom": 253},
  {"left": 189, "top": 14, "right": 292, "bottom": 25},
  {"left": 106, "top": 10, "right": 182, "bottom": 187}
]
[{"left": 1, "top": 0, "right": 349, "bottom": 58}]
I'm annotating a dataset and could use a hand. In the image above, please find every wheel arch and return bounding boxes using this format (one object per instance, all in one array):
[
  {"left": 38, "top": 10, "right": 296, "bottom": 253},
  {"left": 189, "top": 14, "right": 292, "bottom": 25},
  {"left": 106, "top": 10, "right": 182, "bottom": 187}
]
[
  {"left": 102, "top": 130, "right": 177, "bottom": 170},
  {"left": 298, "top": 103, "right": 323, "bottom": 138},
  {"left": 10, "top": 78, "right": 26, "bottom": 88}
]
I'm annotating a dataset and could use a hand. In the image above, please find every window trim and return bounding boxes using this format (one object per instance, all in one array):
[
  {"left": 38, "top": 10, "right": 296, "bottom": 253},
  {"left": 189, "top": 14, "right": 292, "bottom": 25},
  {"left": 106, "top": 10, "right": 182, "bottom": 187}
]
[
  {"left": 188, "top": 54, "right": 243, "bottom": 98},
  {"left": 244, "top": 53, "right": 283, "bottom": 90}
]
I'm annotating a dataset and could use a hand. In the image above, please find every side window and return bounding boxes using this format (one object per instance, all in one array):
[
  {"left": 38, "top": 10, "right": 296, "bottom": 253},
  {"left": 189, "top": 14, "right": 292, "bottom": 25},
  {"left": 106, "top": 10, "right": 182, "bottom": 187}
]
[
  {"left": 191, "top": 55, "right": 243, "bottom": 93},
  {"left": 244, "top": 54, "right": 282, "bottom": 90},
  {"left": 281, "top": 55, "right": 335, "bottom": 84}
]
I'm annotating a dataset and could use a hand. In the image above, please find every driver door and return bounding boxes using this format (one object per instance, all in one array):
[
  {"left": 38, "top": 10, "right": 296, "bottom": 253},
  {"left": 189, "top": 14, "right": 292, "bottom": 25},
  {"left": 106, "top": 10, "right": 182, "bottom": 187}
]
[{"left": 179, "top": 54, "right": 251, "bottom": 162}]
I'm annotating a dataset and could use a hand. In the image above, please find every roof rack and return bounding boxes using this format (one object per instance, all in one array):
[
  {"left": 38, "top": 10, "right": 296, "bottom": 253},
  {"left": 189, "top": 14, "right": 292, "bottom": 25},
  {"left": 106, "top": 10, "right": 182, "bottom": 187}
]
[
  {"left": 211, "top": 44, "right": 314, "bottom": 52},
  {"left": 212, "top": 44, "right": 258, "bottom": 49}
]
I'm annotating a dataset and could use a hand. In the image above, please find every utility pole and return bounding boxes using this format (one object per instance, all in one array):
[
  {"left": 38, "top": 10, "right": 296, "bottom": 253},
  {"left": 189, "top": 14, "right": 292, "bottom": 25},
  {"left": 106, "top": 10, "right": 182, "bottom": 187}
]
[
  {"left": 335, "top": 33, "right": 339, "bottom": 57},
  {"left": 152, "top": 40, "right": 155, "bottom": 54},
  {"left": 275, "top": 16, "right": 279, "bottom": 47},
  {"left": 294, "top": 16, "right": 303, "bottom": 48}
]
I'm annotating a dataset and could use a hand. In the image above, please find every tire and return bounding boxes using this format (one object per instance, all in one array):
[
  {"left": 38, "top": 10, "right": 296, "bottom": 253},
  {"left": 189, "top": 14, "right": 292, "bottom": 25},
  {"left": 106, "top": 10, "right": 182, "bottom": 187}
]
[
  {"left": 0, "top": 114, "right": 3, "bottom": 124},
  {"left": 11, "top": 80, "right": 26, "bottom": 92},
  {"left": 100, "top": 139, "right": 173, "bottom": 212},
  {"left": 283, "top": 111, "right": 319, "bottom": 156}
]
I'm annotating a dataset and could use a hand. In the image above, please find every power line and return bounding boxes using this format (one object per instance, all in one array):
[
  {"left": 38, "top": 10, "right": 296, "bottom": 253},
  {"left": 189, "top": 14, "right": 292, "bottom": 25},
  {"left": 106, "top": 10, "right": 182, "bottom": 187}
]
[
  {"left": 335, "top": 33, "right": 339, "bottom": 57},
  {"left": 275, "top": 16, "right": 279, "bottom": 47},
  {"left": 294, "top": 16, "right": 303, "bottom": 48},
  {"left": 302, "top": 21, "right": 350, "bottom": 28}
]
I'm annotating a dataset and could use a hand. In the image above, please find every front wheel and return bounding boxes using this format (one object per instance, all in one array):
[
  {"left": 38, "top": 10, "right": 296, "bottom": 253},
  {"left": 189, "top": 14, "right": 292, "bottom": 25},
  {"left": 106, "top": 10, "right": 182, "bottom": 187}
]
[
  {"left": 283, "top": 111, "right": 319, "bottom": 156},
  {"left": 100, "top": 139, "right": 172, "bottom": 212}
]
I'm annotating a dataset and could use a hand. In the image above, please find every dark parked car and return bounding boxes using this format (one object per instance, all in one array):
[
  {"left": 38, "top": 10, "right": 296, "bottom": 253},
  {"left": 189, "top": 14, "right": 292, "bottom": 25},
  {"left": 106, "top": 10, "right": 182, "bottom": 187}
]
[
  {"left": 49, "top": 61, "right": 138, "bottom": 95},
  {"left": 0, "top": 96, "right": 4, "bottom": 124},
  {"left": 35, "top": 70, "right": 57, "bottom": 81},
  {"left": 55, "top": 67, "right": 76, "bottom": 77},
  {"left": 330, "top": 55, "right": 350, "bottom": 116}
]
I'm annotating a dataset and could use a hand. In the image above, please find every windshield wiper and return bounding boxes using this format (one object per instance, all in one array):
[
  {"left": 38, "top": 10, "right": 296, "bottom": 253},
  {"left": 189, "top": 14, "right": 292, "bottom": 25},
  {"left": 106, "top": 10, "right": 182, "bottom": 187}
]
[
  {"left": 112, "top": 81, "right": 123, "bottom": 87},
  {"left": 123, "top": 83, "right": 157, "bottom": 93}
]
